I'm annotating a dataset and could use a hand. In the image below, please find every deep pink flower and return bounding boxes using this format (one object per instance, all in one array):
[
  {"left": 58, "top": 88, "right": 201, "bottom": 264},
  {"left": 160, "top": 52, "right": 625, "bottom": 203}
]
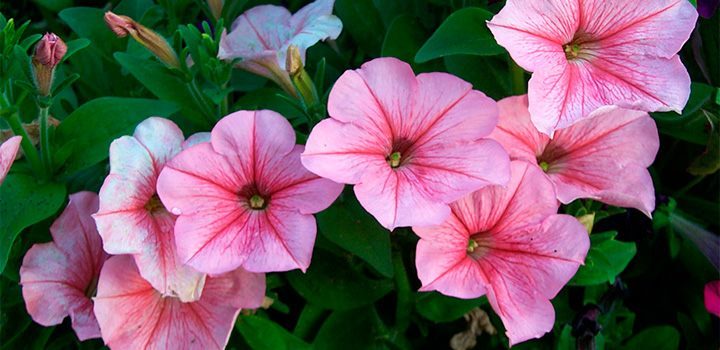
[
  {"left": 489, "top": 95, "right": 659, "bottom": 216},
  {"left": 218, "top": 0, "right": 342, "bottom": 93},
  {"left": 0, "top": 136, "right": 21, "bottom": 186},
  {"left": 301, "top": 57, "right": 510, "bottom": 230},
  {"left": 94, "top": 118, "right": 206, "bottom": 302},
  {"left": 157, "top": 110, "right": 343, "bottom": 274},
  {"left": 20, "top": 192, "right": 108, "bottom": 341},
  {"left": 414, "top": 161, "right": 589, "bottom": 345},
  {"left": 94, "top": 255, "right": 265, "bottom": 349},
  {"left": 705, "top": 281, "right": 720, "bottom": 317},
  {"left": 488, "top": 0, "right": 697, "bottom": 135}
]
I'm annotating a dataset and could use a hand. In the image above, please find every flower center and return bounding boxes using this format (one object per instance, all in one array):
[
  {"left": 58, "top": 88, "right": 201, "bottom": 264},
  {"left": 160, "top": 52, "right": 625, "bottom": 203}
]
[
  {"left": 85, "top": 275, "right": 99, "bottom": 298},
  {"left": 388, "top": 151, "right": 402, "bottom": 168},
  {"left": 144, "top": 195, "right": 165, "bottom": 214},
  {"left": 466, "top": 235, "right": 491, "bottom": 260},
  {"left": 249, "top": 194, "right": 267, "bottom": 210},
  {"left": 538, "top": 160, "right": 550, "bottom": 172},
  {"left": 563, "top": 43, "right": 582, "bottom": 60}
]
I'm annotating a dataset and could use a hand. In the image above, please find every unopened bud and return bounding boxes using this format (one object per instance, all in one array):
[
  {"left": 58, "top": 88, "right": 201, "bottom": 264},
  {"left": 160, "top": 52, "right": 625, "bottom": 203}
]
[
  {"left": 285, "top": 45, "right": 303, "bottom": 77},
  {"left": 32, "top": 33, "right": 67, "bottom": 96},
  {"left": 577, "top": 213, "right": 595, "bottom": 234},
  {"left": 207, "top": 0, "right": 224, "bottom": 20},
  {"left": 104, "top": 11, "right": 180, "bottom": 68}
]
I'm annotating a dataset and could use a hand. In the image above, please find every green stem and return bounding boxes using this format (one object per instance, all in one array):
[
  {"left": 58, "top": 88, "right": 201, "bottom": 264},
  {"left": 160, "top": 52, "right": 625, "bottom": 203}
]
[
  {"left": 392, "top": 249, "right": 413, "bottom": 332},
  {"left": 188, "top": 79, "right": 216, "bottom": 124},
  {"left": 510, "top": 60, "right": 527, "bottom": 95},
  {"left": 292, "top": 303, "right": 327, "bottom": 339},
  {"left": 39, "top": 105, "right": 52, "bottom": 175},
  {"left": 6, "top": 112, "right": 43, "bottom": 176}
]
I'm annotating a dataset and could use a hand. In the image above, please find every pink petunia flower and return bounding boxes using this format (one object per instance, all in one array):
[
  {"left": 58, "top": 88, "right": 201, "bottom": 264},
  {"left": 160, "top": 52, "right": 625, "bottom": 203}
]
[
  {"left": 93, "top": 255, "right": 265, "bottom": 349},
  {"left": 489, "top": 95, "right": 659, "bottom": 216},
  {"left": 94, "top": 118, "right": 206, "bottom": 302},
  {"left": 157, "top": 110, "right": 343, "bottom": 274},
  {"left": 488, "top": 0, "right": 697, "bottom": 135},
  {"left": 301, "top": 57, "right": 510, "bottom": 230},
  {"left": 705, "top": 280, "right": 720, "bottom": 317},
  {"left": 0, "top": 136, "right": 22, "bottom": 186},
  {"left": 20, "top": 192, "right": 108, "bottom": 341},
  {"left": 414, "top": 161, "right": 590, "bottom": 346},
  {"left": 218, "top": 0, "right": 342, "bottom": 94}
]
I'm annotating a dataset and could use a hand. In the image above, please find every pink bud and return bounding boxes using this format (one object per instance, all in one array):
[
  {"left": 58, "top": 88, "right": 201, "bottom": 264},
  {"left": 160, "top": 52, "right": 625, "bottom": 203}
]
[
  {"left": 33, "top": 33, "right": 67, "bottom": 68},
  {"left": 104, "top": 11, "right": 135, "bottom": 38}
]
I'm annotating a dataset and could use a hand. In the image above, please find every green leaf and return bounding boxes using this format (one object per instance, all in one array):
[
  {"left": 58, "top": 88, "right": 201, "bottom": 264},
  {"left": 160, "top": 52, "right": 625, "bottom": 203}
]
[
  {"left": 317, "top": 195, "right": 393, "bottom": 277},
  {"left": 416, "top": 7, "right": 504, "bottom": 63},
  {"left": 415, "top": 292, "right": 486, "bottom": 323},
  {"left": 444, "top": 54, "right": 511, "bottom": 100},
  {"left": 60, "top": 39, "right": 91, "bottom": 63},
  {"left": 53, "top": 97, "right": 179, "bottom": 175},
  {"left": 381, "top": 15, "right": 426, "bottom": 70},
  {"left": 621, "top": 326, "right": 680, "bottom": 350},
  {"left": 313, "top": 308, "right": 386, "bottom": 350},
  {"left": 0, "top": 174, "right": 66, "bottom": 273},
  {"left": 114, "top": 52, "right": 210, "bottom": 129},
  {"left": 335, "top": 0, "right": 385, "bottom": 56},
  {"left": 570, "top": 231, "right": 636, "bottom": 286},
  {"left": 59, "top": 7, "right": 124, "bottom": 54},
  {"left": 286, "top": 250, "right": 393, "bottom": 311},
  {"left": 556, "top": 325, "right": 574, "bottom": 350},
  {"left": 652, "top": 83, "right": 714, "bottom": 145},
  {"left": 236, "top": 315, "right": 311, "bottom": 350}
]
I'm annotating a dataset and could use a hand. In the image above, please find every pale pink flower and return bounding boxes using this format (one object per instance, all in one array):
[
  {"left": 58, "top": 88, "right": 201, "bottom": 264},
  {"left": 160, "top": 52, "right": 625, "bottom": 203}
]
[
  {"left": 705, "top": 281, "right": 720, "bottom": 317},
  {"left": 301, "top": 57, "right": 510, "bottom": 230},
  {"left": 93, "top": 255, "right": 265, "bottom": 349},
  {"left": 157, "top": 110, "right": 343, "bottom": 274},
  {"left": 218, "top": 0, "right": 342, "bottom": 93},
  {"left": 0, "top": 136, "right": 21, "bottom": 186},
  {"left": 489, "top": 95, "right": 659, "bottom": 216},
  {"left": 488, "top": 0, "right": 697, "bottom": 135},
  {"left": 93, "top": 118, "right": 206, "bottom": 302},
  {"left": 20, "top": 192, "right": 107, "bottom": 341},
  {"left": 414, "top": 161, "right": 589, "bottom": 346}
]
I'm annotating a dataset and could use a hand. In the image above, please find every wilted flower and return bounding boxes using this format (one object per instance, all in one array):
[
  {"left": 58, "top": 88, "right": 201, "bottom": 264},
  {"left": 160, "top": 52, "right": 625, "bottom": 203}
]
[
  {"left": 488, "top": 0, "right": 697, "bottom": 135},
  {"left": 20, "top": 192, "right": 108, "bottom": 341},
  {"left": 489, "top": 95, "right": 659, "bottom": 216},
  {"left": 94, "top": 118, "right": 206, "bottom": 302},
  {"left": 414, "top": 161, "right": 589, "bottom": 346},
  {"left": 218, "top": 0, "right": 342, "bottom": 94},
  {"left": 302, "top": 57, "right": 510, "bottom": 230},
  {"left": 94, "top": 255, "right": 265, "bottom": 349},
  {"left": 104, "top": 11, "right": 180, "bottom": 68},
  {"left": 157, "top": 110, "right": 343, "bottom": 274}
]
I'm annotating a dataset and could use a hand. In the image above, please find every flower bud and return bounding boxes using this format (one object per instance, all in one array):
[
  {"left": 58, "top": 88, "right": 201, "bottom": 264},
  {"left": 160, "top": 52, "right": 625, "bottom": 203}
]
[
  {"left": 32, "top": 33, "right": 67, "bottom": 96},
  {"left": 207, "top": 0, "right": 224, "bottom": 20},
  {"left": 285, "top": 45, "right": 319, "bottom": 107},
  {"left": 104, "top": 11, "right": 180, "bottom": 68},
  {"left": 285, "top": 45, "right": 303, "bottom": 78}
]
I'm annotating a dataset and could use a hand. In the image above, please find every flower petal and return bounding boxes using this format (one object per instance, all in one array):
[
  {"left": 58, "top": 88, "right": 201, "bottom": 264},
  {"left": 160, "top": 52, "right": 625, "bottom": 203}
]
[
  {"left": 302, "top": 118, "right": 389, "bottom": 184},
  {"left": 580, "top": 0, "right": 697, "bottom": 58},
  {"left": 20, "top": 192, "right": 105, "bottom": 341},
  {"left": 487, "top": 0, "right": 578, "bottom": 71},
  {"left": 218, "top": 5, "right": 291, "bottom": 60},
  {"left": 550, "top": 107, "right": 659, "bottom": 215},
  {"left": 490, "top": 95, "right": 550, "bottom": 163},
  {"left": 242, "top": 208, "right": 317, "bottom": 273},
  {"left": 705, "top": 281, "right": 720, "bottom": 317},
  {"left": 480, "top": 215, "right": 589, "bottom": 345},
  {"left": 0, "top": 136, "right": 21, "bottom": 186},
  {"left": 269, "top": 145, "right": 343, "bottom": 214},
  {"left": 94, "top": 256, "right": 264, "bottom": 350},
  {"left": 132, "top": 117, "right": 184, "bottom": 170}
]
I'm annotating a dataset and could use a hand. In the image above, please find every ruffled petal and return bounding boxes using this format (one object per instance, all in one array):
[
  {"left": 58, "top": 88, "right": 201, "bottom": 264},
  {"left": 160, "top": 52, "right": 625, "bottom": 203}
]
[
  {"left": 132, "top": 117, "right": 185, "bottom": 171},
  {"left": 218, "top": 5, "right": 291, "bottom": 60},
  {"left": 0, "top": 136, "right": 21, "bottom": 186},
  {"left": 20, "top": 192, "right": 105, "bottom": 341}
]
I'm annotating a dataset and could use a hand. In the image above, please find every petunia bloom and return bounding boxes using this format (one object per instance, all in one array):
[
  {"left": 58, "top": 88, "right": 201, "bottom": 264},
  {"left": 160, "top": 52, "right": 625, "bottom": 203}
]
[
  {"left": 157, "top": 110, "right": 343, "bottom": 274},
  {"left": 0, "top": 136, "right": 21, "bottom": 186},
  {"left": 94, "top": 255, "right": 265, "bottom": 349},
  {"left": 705, "top": 281, "right": 720, "bottom": 317},
  {"left": 488, "top": 0, "right": 697, "bottom": 135},
  {"left": 94, "top": 117, "right": 206, "bottom": 302},
  {"left": 414, "top": 161, "right": 590, "bottom": 346},
  {"left": 489, "top": 95, "right": 659, "bottom": 216},
  {"left": 218, "top": 0, "right": 342, "bottom": 94},
  {"left": 301, "top": 57, "right": 510, "bottom": 230},
  {"left": 20, "top": 192, "right": 108, "bottom": 341}
]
